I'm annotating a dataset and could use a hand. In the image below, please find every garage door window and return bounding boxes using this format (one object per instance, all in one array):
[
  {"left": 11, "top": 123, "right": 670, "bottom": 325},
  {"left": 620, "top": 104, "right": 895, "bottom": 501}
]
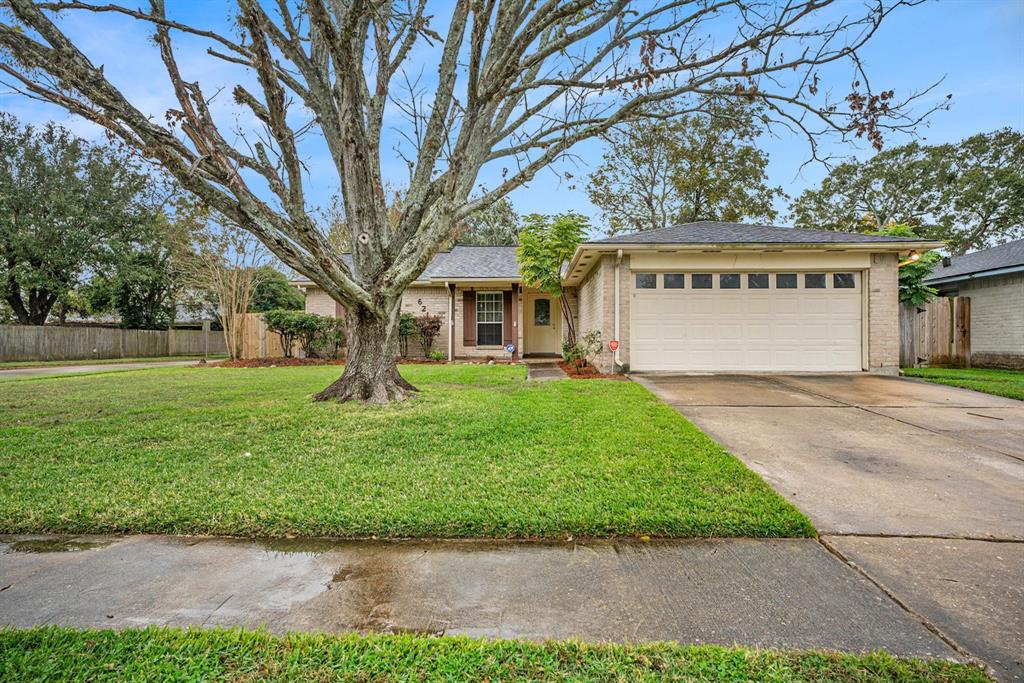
[
  {"left": 692, "top": 273, "right": 713, "bottom": 289},
  {"left": 748, "top": 273, "right": 769, "bottom": 289},
  {"left": 833, "top": 272, "right": 856, "bottom": 288},
  {"left": 776, "top": 273, "right": 797, "bottom": 289},
  {"left": 635, "top": 273, "right": 657, "bottom": 289},
  {"left": 720, "top": 273, "right": 741, "bottom": 289},
  {"left": 805, "top": 273, "right": 826, "bottom": 289},
  {"left": 664, "top": 273, "right": 685, "bottom": 289}
]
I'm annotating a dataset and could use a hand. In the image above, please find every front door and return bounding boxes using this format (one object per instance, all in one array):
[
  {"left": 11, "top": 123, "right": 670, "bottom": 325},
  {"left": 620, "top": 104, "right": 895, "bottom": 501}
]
[{"left": 524, "top": 293, "right": 561, "bottom": 355}]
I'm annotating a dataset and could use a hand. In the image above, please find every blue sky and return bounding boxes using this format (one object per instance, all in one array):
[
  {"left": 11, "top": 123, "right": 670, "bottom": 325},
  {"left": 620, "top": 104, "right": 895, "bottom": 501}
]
[{"left": 2, "top": 0, "right": 1022, "bottom": 237}]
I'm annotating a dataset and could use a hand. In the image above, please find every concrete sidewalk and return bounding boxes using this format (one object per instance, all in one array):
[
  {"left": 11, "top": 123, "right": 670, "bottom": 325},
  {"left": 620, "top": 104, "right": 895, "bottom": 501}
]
[
  {"left": 0, "top": 535, "right": 959, "bottom": 660},
  {"left": 0, "top": 359, "right": 198, "bottom": 380}
]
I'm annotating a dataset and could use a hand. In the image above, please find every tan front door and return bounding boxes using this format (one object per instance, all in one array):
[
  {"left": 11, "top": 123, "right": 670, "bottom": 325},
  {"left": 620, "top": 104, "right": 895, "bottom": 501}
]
[{"left": 523, "top": 292, "right": 561, "bottom": 355}]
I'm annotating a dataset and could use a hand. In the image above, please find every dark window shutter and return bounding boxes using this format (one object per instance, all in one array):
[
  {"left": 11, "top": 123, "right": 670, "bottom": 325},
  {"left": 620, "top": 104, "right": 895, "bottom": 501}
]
[
  {"left": 503, "top": 291, "right": 513, "bottom": 346},
  {"left": 463, "top": 290, "right": 476, "bottom": 346}
]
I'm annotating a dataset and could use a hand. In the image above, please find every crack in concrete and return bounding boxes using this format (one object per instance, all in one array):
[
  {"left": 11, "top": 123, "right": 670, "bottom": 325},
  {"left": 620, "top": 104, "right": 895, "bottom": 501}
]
[{"left": 202, "top": 594, "right": 233, "bottom": 627}]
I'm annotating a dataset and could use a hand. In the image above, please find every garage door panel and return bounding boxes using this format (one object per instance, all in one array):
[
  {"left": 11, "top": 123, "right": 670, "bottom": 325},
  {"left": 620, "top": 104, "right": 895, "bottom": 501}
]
[{"left": 630, "top": 271, "right": 862, "bottom": 372}]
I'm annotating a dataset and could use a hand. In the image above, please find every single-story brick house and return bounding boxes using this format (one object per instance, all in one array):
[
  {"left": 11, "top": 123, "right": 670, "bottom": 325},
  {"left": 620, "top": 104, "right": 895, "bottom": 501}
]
[
  {"left": 925, "top": 238, "right": 1024, "bottom": 369},
  {"left": 294, "top": 221, "right": 941, "bottom": 374}
]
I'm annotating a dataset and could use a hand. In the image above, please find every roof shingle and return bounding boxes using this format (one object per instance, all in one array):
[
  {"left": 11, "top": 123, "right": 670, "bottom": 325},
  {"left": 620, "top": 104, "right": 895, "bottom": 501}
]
[
  {"left": 924, "top": 239, "right": 1024, "bottom": 282},
  {"left": 423, "top": 245, "right": 520, "bottom": 279},
  {"left": 590, "top": 221, "right": 927, "bottom": 245}
]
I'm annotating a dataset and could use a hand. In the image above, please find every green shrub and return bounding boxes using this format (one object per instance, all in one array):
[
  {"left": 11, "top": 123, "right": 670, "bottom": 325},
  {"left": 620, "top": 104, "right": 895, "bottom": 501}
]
[
  {"left": 263, "top": 309, "right": 333, "bottom": 358},
  {"left": 398, "top": 312, "right": 416, "bottom": 358},
  {"left": 429, "top": 349, "right": 446, "bottom": 362},
  {"left": 310, "top": 317, "right": 346, "bottom": 359},
  {"left": 563, "top": 329, "right": 602, "bottom": 368},
  {"left": 415, "top": 314, "right": 444, "bottom": 356}
]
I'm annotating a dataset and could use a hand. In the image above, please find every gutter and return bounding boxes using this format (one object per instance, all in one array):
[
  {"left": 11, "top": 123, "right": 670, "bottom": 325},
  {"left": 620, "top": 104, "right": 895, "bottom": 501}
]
[
  {"left": 925, "top": 264, "right": 1024, "bottom": 287},
  {"left": 614, "top": 249, "right": 621, "bottom": 368},
  {"left": 446, "top": 281, "right": 454, "bottom": 362}
]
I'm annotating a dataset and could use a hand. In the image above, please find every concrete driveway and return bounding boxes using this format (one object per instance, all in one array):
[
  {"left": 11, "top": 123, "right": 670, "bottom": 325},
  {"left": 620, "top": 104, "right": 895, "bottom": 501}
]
[{"left": 636, "top": 373, "right": 1024, "bottom": 681}]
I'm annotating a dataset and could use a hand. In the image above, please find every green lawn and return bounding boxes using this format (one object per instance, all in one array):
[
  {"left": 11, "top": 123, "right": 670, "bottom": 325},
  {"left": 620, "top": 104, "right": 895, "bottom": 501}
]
[
  {"left": 0, "top": 627, "right": 988, "bottom": 682},
  {"left": 0, "top": 355, "right": 221, "bottom": 370},
  {"left": 0, "top": 364, "right": 812, "bottom": 539},
  {"left": 902, "top": 367, "right": 1024, "bottom": 401}
]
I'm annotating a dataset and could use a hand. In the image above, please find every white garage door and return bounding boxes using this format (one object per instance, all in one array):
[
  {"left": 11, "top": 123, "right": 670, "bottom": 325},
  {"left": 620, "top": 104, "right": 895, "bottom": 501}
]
[{"left": 630, "top": 271, "right": 863, "bottom": 372}]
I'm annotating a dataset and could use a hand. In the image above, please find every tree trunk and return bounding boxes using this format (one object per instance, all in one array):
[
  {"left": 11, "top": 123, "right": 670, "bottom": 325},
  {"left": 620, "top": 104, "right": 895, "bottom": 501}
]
[
  {"left": 314, "top": 300, "right": 417, "bottom": 404},
  {"left": 560, "top": 295, "right": 576, "bottom": 348}
]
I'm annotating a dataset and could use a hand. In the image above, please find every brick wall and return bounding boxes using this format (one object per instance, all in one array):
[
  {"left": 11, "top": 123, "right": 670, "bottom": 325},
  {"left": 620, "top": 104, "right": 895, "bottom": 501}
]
[
  {"left": 303, "top": 286, "right": 336, "bottom": 317},
  {"left": 303, "top": 284, "right": 450, "bottom": 358},
  {"left": 868, "top": 253, "right": 900, "bottom": 374},
  {"left": 574, "top": 254, "right": 629, "bottom": 373},
  {"left": 400, "top": 286, "right": 450, "bottom": 358},
  {"left": 960, "top": 273, "right": 1024, "bottom": 366}
]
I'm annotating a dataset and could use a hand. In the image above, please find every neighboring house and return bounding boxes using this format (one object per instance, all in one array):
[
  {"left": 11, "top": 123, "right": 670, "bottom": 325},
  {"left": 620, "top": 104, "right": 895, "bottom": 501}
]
[
  {"left": 294, "top": 221, "right": 940, "bottom": 374},
  {"left": 924, "top": 239, "right": 1024, "bottom": 369}
]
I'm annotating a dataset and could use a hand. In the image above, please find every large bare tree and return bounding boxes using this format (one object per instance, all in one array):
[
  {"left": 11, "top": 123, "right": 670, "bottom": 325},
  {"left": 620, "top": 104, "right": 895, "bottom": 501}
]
[{"left": 0, "top": 0, "right": 942, "bottom": 402}]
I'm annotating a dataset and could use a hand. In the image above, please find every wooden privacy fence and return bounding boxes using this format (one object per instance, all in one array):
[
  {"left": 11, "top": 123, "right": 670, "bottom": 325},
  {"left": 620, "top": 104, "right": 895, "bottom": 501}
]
[
  {"left": 899, "top": 297, "right": 971, "bottom": 368},
  {"left": 0, "top": 324, "right": 227, "bottom": 362},
  {"left": 239, "top": 313, "right": 290, "bottom": 359}
]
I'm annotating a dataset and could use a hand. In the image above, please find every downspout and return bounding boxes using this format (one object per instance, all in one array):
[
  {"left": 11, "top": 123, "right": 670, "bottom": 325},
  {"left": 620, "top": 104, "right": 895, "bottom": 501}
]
[
  {"left": 446, "top": 281, "right": 454, "bottom": 362},
  {"left": 614, "top": 249, "right": 622, "bottom": 368}
]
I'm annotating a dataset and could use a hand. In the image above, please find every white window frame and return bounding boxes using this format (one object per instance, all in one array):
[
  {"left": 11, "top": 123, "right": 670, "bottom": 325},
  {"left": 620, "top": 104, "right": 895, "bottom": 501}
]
[{"left": 476, "top": 291, "right": 504, "bottom": 346}]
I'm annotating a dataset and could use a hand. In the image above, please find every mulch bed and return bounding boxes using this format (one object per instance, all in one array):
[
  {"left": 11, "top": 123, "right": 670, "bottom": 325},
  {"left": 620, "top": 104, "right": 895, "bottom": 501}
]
[
  {"left": 208, "top": 357, "right": 522, "bottom": 369},
  {"left": 209, "top": 358, "right": 344, "bottom": 368},
  {"left": 558, "top": 360, "right": 626, "bottom": 380},
  {"left": 207, "top": 357, "right": 454, "bottom": 368}
]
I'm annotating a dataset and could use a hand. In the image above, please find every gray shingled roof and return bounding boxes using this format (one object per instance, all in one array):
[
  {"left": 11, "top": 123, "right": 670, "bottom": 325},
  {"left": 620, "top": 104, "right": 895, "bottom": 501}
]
[
  {"left": 925, "top": 239, "right": 1024, "bottom": 283},
  {"left": 423, "top": 245, "right": 520, "bottom": 279},
  {"left": 295, "top": 246, "right": 519, "bottom": 282},
  {"left": 591, "top": 221, "right": 927, "bottom": 245}
]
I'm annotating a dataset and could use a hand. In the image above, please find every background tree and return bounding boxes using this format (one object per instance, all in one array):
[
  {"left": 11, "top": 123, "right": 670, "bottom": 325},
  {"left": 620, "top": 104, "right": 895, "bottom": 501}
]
[
  {"left": 588, "top": 105, "right": 784, "bottom": 234},
  {"left": 110, "top": 248, "right": 178, "bottom": 329},
  {"left": 934, "top": 129, "right": 1024, "bottom": 254},
  {"left": 249, "top": 266, "right": 305, "bottom": 312},
  {"left": 791, "top": 129, "right": 1023, "bottom": 254},
  {"left": 455, "top": 198, "right": 520, "bottom": 246},
  {"left": 0, "top": 114, "right": 163, "bottom": 324},
  {"left": 0, "top": 0, "right": 942, "bottom": 401},
  {"left": 517, "top": 212, "right": 589, "bottom": 347},
  {"left": 175, "top": 216, "right": 270, "bottom": 360},
  {"left": 873, "top": 224, "right": 940, "bottom": 305}
]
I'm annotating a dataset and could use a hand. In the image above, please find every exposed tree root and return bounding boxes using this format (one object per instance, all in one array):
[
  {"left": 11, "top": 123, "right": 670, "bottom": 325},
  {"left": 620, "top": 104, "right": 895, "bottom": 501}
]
[{"left": 314, "top": 367, "right": 418, "bottom": 405}]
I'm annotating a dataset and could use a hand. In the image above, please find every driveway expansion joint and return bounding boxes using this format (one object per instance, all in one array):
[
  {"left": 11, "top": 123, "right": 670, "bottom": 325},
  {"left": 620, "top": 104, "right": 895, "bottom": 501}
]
[
  {"left": 817, "top": 536, "right": 990, "bottom": 676},
  {"left": 824, "top": 532, "right": 1024, "bottom": 544}
]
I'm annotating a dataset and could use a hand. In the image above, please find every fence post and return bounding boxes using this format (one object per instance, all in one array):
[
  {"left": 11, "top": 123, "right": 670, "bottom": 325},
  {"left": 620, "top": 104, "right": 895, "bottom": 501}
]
[
  {"left": 955, "top": 297, "right": 971, "bottom": 367},
  {"left": 899, "top": 303, "right": 915, "bottom": 368}
]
